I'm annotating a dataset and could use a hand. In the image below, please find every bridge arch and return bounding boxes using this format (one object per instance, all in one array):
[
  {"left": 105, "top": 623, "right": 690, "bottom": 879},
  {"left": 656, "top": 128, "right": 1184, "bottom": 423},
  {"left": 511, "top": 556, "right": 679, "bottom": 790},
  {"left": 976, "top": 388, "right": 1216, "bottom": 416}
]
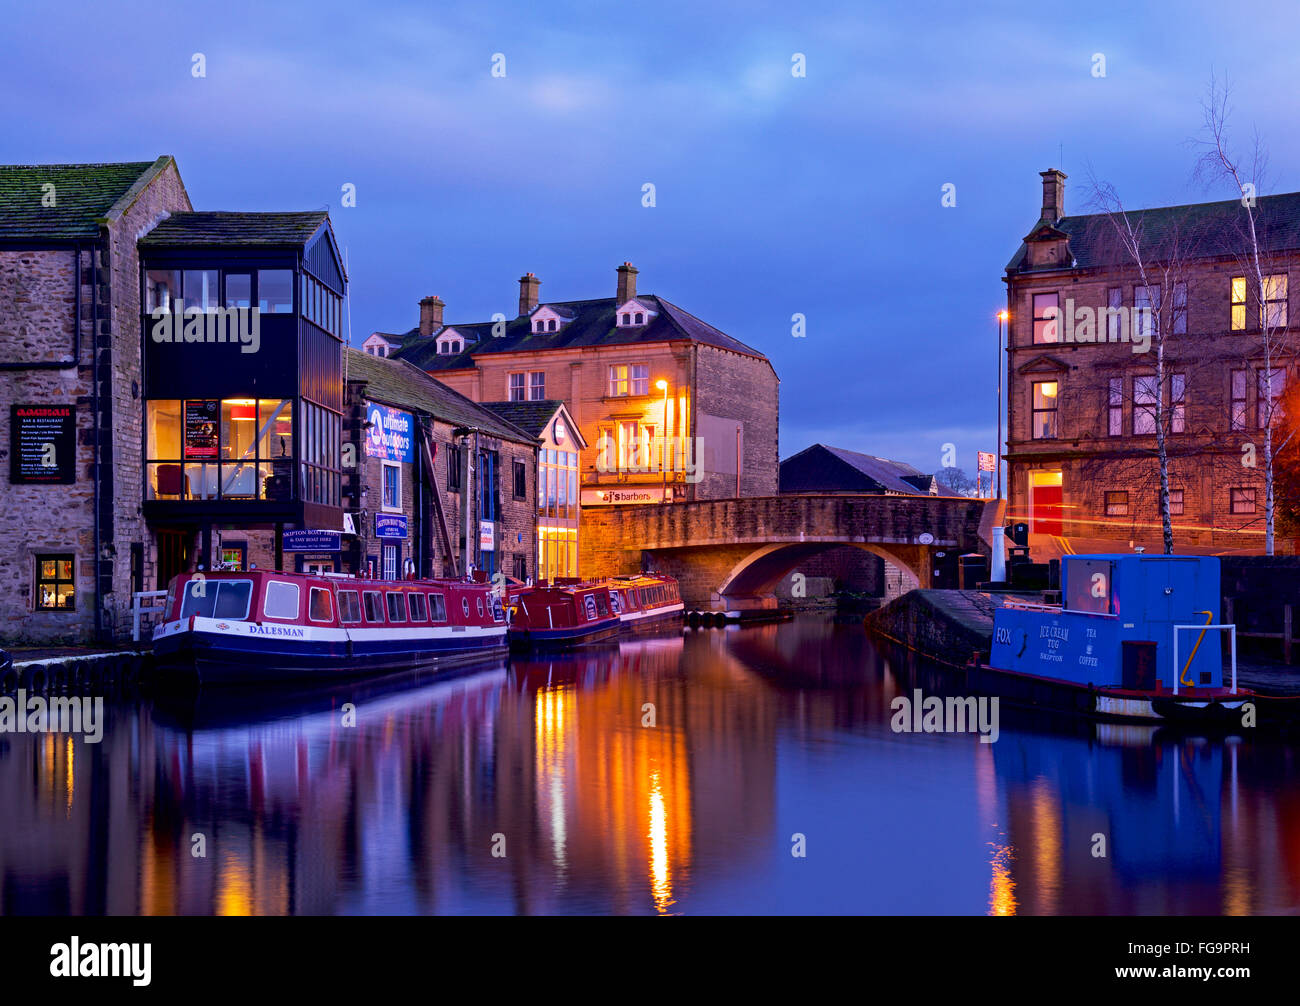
[{"left": 714, "top": 540, "right": 923, "bottom": 607}]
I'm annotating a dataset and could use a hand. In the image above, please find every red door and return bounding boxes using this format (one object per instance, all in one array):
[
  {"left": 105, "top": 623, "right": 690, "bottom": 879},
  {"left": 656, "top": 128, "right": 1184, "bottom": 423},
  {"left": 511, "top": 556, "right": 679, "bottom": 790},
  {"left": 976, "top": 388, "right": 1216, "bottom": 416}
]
[{"left": 1031, "top": 485, "right": 1063, "bottom": 536}]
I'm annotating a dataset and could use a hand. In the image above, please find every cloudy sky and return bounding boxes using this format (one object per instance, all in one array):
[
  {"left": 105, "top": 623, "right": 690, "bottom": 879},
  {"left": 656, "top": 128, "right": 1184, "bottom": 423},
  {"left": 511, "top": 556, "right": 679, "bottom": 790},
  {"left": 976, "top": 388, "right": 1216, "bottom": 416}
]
[{"left": 3, "top": 0, "right": 1296, "bottom": 475}]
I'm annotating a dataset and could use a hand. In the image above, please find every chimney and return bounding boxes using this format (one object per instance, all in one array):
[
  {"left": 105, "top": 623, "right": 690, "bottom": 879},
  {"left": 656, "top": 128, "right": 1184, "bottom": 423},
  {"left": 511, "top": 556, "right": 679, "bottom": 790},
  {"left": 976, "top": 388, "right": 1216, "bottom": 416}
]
[
  {"left": 518, "top": 272, "right": 540, "bottom": 316},
  {"left": 616, "top": 261, "right": 638, "bottom": 304},
  {"left": 1040, "top": 169, "right": 1066, "bottom": 223},
  {"left": 418, "top": 295, "right": 444, "bottom": 336}
]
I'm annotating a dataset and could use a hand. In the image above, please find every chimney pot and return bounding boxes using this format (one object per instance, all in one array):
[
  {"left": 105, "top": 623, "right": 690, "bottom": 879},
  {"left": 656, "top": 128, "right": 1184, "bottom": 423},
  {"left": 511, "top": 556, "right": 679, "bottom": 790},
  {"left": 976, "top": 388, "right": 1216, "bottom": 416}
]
[
  {"left": 616, "top": 261, "right": 638, "bottom": 304},
  {"left": 518, "top": 273, "right": 540, "bottom": 316},
  {"left": 418, "top": 295, "right": 445, "bottom": 336},
  {"left": 1040, "top": 169, "right": 1066, "bottom": 223}
]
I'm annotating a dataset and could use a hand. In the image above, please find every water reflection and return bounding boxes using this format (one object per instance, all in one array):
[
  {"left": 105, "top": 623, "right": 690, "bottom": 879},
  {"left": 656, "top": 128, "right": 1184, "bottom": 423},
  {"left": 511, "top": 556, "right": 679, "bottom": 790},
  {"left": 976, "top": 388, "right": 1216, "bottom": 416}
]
[{"left": 1, "top": 617, "right": 1298, "bottom": 914}]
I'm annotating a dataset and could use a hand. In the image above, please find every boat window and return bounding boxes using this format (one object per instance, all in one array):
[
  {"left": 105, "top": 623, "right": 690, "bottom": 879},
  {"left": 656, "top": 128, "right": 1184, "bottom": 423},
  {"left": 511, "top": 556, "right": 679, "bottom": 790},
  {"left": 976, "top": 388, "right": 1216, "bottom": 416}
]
[
  {"left": 363, "top": 590, "right": 385, "bottom": 622},
  {"left": 462, "top": 597, "right": 470, "bottom": 617},
  {"left": 386, "top": 592, "right": 408, "bottom": 622},
  {"left": 180, "top": 578, "right": 253, "bottom": 620},
  {"left": 1065, "top": 558, "right": 1114, "bottom": 615},
  {"left": 409, "top": 592, "right": 427, "bottom": 621},
  {"left": 264, "top": 580, "right": 300, "bottom": 619},
  {"left": 309, "top": 587, "right": 334, "bottom": 623},
  {"left": 476, "top": 596, "right": 484, "bottom": 617},
  {"left": 609, "top": 591, "right": 623, "bottom": 615},
  {"left": 338, "top": 590, "right": 362, "bottom": 624},
  {"left": 429, "top": 593, "right": 447, "bottom": 622},
  {"left": 594, "top": 592, "right": 609, "bottom": 616}
]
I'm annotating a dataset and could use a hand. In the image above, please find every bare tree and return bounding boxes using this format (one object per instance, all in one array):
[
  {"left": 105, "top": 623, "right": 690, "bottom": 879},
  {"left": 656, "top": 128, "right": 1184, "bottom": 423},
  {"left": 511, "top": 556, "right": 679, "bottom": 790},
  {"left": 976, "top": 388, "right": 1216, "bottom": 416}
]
[
  {"left": 1082, "top": 171, "right": 1208, "bottom": 554},
  {"left": 1195, "top": 75, "right": 1299, "bottom": 554}
]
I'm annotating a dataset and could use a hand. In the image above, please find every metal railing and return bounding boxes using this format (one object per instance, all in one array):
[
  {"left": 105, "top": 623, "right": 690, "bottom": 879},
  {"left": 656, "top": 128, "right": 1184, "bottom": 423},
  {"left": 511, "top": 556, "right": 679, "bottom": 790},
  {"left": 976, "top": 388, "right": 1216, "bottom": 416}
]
[{"left": 131, "top": 590, "right": 168, "bottom": 642}]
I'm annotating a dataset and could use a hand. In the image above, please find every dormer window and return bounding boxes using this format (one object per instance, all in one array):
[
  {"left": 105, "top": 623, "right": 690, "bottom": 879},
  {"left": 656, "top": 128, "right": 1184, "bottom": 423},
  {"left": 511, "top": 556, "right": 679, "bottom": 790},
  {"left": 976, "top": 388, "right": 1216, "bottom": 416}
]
[
  {"left": 548, "top": 319, "right": 557, "bottom": 332},
  {"left": 535, "top": 320, "right": 544, "bottom": 333},
  {"left": 622, "top": 313, "right": 631, "bottom": 325},
  {"left": 615, "top": 299, "right": 655, "bottom": 327},
  {"left": 635, "top": 313, "right": 644, "bottom": 324},
  {"left": 435, "top": 327, "right": 464, "bottom": 356}
]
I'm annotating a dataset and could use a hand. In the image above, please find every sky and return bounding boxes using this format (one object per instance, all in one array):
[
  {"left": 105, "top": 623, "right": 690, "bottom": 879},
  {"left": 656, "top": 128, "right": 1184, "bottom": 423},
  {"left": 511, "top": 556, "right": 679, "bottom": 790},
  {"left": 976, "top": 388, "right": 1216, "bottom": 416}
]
[{"left": 3, "top": 0, "right": 1298, "bottom": 476}]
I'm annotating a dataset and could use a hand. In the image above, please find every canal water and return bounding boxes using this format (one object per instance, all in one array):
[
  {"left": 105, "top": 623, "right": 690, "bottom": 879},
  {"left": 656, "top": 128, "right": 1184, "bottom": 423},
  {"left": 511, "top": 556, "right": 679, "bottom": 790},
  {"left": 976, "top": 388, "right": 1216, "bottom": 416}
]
[{"left": 1, "top": 615, "right": 1296, "bottom": 915}]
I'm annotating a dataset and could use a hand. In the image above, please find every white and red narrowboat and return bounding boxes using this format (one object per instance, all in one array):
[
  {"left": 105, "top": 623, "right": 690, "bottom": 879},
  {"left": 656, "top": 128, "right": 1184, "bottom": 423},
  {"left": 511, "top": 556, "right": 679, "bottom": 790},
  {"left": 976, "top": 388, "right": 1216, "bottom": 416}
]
[
  {"left": 603, "top": 574, "right": 685, "bottom": 631},
  {"left": 153, "top": 570, "right": 507, "bottom": 684},
  {"left": 506, "top": 581, "right": 622, "bottom": 650}
]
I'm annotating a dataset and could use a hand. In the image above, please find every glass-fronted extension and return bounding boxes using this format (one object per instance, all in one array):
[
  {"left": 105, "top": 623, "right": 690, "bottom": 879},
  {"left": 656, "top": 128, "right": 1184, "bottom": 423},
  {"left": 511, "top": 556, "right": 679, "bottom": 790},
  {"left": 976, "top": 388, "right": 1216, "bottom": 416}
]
[
  {"left": 138, "top": 211, "right": 347, "bottom": 572},
  {"left": 538, "top": 445, "right": 579, "bottom": 581}
]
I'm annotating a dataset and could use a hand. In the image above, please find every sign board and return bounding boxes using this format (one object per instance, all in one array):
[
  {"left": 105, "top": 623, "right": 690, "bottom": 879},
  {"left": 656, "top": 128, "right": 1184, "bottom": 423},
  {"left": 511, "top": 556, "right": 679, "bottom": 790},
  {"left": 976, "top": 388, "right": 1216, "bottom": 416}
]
[
  {"left": 375, "top": 513, "right": 408, "bottom": 539},
  {"left": 183, "top": 400, "right": 220, "bottom": 459},
  {"left": 581, "top": 486, "right": 667, "bottom": 505},
  {"left": 10, "top": 404, "right": 76, "bottom": 484},
  {"left": 364, "top": 401, "right": 415, "bottom": 463},
  {"left": 479, "top": 520, "right": 495, "bottom": 552},
  {"left": 282, "top": 530, "right": 341, "bottom": 552},
  {"left": 342, "top": 512, "right": 357, "bottom": 535},
  {"left": 977, "top": 451, "right": 996, "bottom": 472}
]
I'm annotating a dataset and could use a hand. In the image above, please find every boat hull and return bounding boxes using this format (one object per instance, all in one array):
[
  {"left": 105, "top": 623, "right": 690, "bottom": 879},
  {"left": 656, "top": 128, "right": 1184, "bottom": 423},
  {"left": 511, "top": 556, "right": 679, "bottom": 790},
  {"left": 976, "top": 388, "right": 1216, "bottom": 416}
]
[
  {"left": 154, "top": 616, "right": 508, "bottom": 685},
  {"left": 508, "top": 619, "right": 622, "bottom": 651},
  {"left": 968, "top": 658, "right": 1252, "bottom": 725},
  {"left": 618, "top": 603, "right": 685, "bottom": 632}
]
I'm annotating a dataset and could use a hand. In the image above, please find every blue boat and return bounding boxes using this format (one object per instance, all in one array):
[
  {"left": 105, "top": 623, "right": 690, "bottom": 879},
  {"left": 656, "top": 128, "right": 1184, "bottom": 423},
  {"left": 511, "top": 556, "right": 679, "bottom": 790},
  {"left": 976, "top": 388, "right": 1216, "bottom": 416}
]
[{"left": 980, "top": 554, "right": 1252, "bottom": 724}]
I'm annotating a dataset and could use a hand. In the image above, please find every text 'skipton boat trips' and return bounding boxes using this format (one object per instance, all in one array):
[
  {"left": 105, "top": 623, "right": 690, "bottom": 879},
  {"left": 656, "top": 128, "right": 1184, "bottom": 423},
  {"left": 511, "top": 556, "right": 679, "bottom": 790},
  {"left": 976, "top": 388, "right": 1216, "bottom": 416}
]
[
  {"left": 975, "top": 554, "right": 1252, "bottom": 724},
  {"left": 154, "top": 570, "right": 507, "bottom": 684}
]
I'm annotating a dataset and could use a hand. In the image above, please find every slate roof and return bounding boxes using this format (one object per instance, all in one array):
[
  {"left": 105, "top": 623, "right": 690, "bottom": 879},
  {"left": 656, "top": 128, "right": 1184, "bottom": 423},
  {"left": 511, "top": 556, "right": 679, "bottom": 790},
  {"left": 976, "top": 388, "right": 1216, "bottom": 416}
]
[
  {"left": 0, "top": 158, "right": 171, "bottom": 241},
  {"left": 476, "top": 399, "right": 566, "bottom": 438},
  {"left": 388, "top": 294, "right": 770, "bottom": 371},
  {"left": 1006, "top": 191, "right": 1300, "bottom": 273},
  {"left": 344, "top": 348, "right": 535, "bottom": 444},
  {"left": 779, "top": 444, "right": 935, "bottom": 495},
  {"left": 140, "top": 210, "right": 329, "bottom": 247}
]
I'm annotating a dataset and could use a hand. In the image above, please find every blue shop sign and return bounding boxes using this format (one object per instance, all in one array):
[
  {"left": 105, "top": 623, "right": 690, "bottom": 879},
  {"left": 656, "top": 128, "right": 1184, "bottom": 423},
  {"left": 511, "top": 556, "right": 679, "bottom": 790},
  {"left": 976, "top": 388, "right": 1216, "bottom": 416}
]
[
  {"left": 282, "top": 530, "right": 341, "bottom": 552},
  {"left": 364, "top": 402, "right": 415, "bottom": 463},
  {"left": 375, "top": 513, "right": 409, "bottom": 539}
]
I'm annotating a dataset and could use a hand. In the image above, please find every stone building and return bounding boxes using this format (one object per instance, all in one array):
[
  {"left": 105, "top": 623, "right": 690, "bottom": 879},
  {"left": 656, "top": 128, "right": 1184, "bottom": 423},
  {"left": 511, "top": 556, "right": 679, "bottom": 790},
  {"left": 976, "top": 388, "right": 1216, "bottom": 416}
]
[
  {"left": 0, "top": 158, "right": 191, "bottom": 644},
  {"left": 342, "top": 348, "right": 538, "bottom": 583},
  {"left": 477, "top": 399, "right": 586, "bottom": 581},
  {"left": 1004, "top": 169, "right": 1299, "bottom": 550},
  {"left": 377, "top": 262, "right": 780, "bottom": 505}
]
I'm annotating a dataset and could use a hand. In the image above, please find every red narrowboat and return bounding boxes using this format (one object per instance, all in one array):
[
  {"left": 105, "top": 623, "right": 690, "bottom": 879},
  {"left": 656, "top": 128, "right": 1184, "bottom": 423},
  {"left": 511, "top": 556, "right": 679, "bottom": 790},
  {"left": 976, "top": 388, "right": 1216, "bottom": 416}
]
[
  {"left": 603, "top": 574, "right": 684, "bottom": 631},
  {"left": 507, "top": 581, "right": 622, "bottom": 650},
  {"left": 153, "top": 570, "right": 507, "bottom": 684}
]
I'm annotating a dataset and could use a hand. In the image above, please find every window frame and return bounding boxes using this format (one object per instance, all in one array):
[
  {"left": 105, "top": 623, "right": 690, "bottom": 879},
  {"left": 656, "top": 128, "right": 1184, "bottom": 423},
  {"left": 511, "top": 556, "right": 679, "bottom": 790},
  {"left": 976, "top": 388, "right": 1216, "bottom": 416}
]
[
  {"left": 34, "top": 553, "right": 76, "bottom": 612},
  {"left": 263, "top": 580, "right": 301, "bottom": 620},
  {"left": 1032, "top": 292, "right": 1059, "bottom": 345},
  {"left": 1231, "top": 487, "right": 1256, "bottom": 514},
  {"left": 1104, "top": 491, "right": 1129, "bottom": 517},
  {"left": 1030, "top": 380, "right": 1059, "bottom": 440},
  {"left": 308, "top": 586, "right": 334, "bottom": 623}
]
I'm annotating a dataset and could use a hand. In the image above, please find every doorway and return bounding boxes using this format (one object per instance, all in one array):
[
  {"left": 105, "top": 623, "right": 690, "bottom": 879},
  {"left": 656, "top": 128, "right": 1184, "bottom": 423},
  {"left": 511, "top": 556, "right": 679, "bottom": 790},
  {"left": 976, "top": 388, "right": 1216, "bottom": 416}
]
[
  {"left": 1029, "top": 471, "right": 1063, "bottom": 536},
  {"left": 156, "top": 529, "right": 192, "bottom": 589}
]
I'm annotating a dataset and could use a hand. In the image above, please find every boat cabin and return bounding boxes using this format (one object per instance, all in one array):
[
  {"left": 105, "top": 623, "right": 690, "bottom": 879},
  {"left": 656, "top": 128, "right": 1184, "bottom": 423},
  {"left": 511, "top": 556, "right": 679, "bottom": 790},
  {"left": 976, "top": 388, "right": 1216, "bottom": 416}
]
[{"left": 991, "top": 554, "right": 1223, "bottom": 690}]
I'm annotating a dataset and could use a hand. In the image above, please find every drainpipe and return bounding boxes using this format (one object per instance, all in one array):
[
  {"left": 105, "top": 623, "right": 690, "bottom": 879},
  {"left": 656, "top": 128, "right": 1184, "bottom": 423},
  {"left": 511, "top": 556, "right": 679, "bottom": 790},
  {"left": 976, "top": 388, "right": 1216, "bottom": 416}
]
[{"left": 90, "top": 242, "right": 103, "bottom": 642}]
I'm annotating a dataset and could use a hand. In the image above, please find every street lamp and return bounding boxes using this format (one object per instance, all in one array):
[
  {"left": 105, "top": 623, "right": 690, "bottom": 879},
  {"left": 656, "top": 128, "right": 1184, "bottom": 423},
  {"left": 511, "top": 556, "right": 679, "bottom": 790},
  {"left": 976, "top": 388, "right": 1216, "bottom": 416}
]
[
  {"left": 996, "top": 310, "right": 1008, "bottom": 501},
  {"left": 656, "top": 379, "right": 669, "bottom": 501}
]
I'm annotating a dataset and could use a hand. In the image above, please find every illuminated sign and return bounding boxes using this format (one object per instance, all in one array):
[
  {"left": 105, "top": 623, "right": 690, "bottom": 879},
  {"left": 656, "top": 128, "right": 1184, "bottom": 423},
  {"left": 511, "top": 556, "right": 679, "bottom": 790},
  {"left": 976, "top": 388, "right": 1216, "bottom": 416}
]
[{"left": 364, "top": 402, "right": 414, "bottom": 463}]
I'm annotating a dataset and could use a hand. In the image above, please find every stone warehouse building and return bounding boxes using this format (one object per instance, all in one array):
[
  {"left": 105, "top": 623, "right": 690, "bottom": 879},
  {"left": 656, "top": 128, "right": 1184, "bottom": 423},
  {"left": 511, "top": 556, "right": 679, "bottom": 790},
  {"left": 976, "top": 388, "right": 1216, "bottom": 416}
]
[
  {"left": 342, "top": 348, "right": 539, "bottom": 583},
  {"left": 376, "top": 262, "right": 780, "bottom": 505},
  {"left": 1003, "top": 169, "right": 1299, "bottom": 550},
  {"left": 0, "top": 158, "right": 192, "bottom": 643}
]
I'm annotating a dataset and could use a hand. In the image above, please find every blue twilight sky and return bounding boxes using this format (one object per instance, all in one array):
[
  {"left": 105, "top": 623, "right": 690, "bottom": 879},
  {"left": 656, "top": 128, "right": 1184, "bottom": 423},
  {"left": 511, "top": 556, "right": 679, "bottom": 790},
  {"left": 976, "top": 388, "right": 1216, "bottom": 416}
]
[{"left": 3, "top": 0, "right": 1297, "bottom": 475}]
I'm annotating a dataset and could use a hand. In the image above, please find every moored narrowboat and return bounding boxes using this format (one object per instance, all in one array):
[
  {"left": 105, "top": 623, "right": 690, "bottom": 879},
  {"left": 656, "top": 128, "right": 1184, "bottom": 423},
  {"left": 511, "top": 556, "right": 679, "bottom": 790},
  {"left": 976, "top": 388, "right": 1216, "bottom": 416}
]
[
  {"left": 153, "top": 570, "right": 507, "bottom": 684},
  {"left": 603, "top": 574, "right": 684, "bottom": 631},
  {"left": 977, "top": 554, "right": 1252, "bottom": 724},
  {"left": 507, "top": 581, "right": 622, "bottom": 650}
]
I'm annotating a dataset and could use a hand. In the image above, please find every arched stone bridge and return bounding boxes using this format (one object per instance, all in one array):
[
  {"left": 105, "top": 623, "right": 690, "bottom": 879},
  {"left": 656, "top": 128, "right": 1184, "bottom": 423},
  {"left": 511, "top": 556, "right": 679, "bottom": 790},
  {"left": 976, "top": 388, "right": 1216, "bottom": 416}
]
[{"left": 579, "top": 494, "right": 1002, "bottom": 611}]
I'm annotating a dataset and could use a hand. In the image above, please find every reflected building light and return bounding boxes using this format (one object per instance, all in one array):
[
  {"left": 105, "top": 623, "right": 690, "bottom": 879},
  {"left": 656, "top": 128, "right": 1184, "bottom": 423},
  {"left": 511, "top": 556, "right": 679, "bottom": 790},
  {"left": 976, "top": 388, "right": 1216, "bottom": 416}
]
[
  {"left": 1030, "top": 778, "right": 1062, "bottom": 915},
  {"left": 65, "top": 736, "right": 74, "bottom": 817},
  {"left": 535, "top": 686, "right": 575, "bottom": 874},
  {"left": 216, "top": 848, "right": 254, "bottom": 917},
  {"left": 988, "top": 842, "right": 1017, "bottom": 917},
  {"left": 648, "top": 768, "right": 673, "bottom": 914}
]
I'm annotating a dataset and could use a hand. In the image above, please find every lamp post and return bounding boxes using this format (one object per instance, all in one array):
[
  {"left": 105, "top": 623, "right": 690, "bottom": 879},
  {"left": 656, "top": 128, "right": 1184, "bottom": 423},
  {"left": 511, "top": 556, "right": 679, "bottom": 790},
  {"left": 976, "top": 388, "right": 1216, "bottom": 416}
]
[
  {"left": 996, "top": 310, "right": 1008, "bottom": 501},
  {"left": 656, "top": 379, "right": 669, "bottom": 501}
]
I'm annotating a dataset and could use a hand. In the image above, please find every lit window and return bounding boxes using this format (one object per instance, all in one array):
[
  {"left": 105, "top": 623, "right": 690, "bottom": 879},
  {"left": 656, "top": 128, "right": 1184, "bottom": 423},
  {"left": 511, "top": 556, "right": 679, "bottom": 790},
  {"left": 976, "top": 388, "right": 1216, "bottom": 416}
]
[
  {"left": 1104, "top": 491, "right": 1129, "bottom": 516},
  {"left": 1031, "top": 381, "right": 1058, "bottom": 439},
  {"left": 1231, "top": 488, "right": 1256, "bottom": 514},
  {"left": 35, "top": 555, "right": 75, "bottom": 611},
  {"left": 1231, "top": 276, "right": 1247, "bottom": 331}
]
